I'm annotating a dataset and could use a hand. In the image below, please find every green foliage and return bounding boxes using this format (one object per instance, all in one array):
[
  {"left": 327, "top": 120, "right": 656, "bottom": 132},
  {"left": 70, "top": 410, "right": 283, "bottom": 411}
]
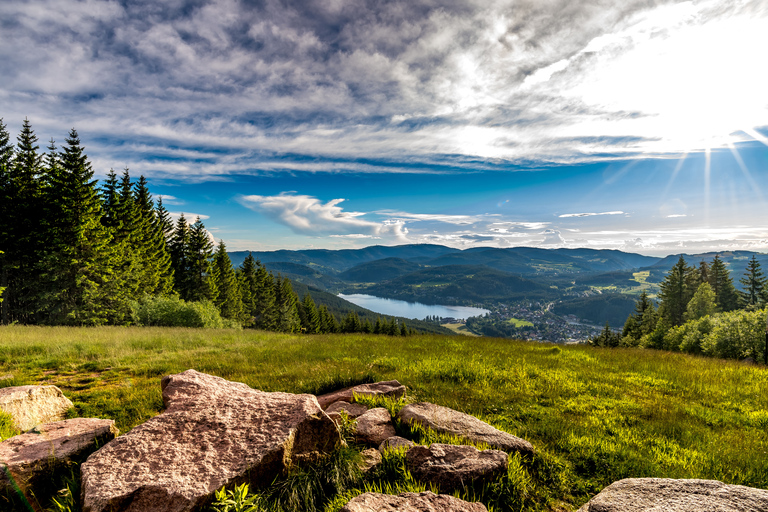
[
  {"left": 130, "top": 295, "right": 239, "bottom": 329},
  {"left": 210, "top": 483, "right": 263, "bottom": 512},
  {"left": 684, "top": 282, "right": 717, "bottom": 322},
  {"left": 0, "top": 409, "right": 19, "bottom": 440},
  {"left": 739, "top": 255, "right": 767, "bottom": 307},
  {"left": 658, "top": 256, "right": 695, "bottom": 327}
]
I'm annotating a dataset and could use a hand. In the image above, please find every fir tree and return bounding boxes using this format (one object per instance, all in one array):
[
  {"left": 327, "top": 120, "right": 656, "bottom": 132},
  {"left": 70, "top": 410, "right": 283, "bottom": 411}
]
[
  {"left": 739, "top": 255, "right": 767, "bottom": 307},
  {"left": 134, "top": 175, "right": 173, "bottom": 295},
  {"left": 274, "top": 275, "right": 300, "bottom": 332},
  {"left": 42, "top": 129, "right": 118, "bottom": 325},
  {"left": 155, "top": 197, "right": 174, "bottom": 242},
  {"left": 169, "top": 214, "right": 191, "bottom": 299},
  {"left": 709, "top": 255, "right": 739, "bottom": 312},
  {"left": 187, "top": 217, "right": 217, "bottom": 303},
  {"left": 212, "top": 240, "right": 244, "bottom": 321},
  {"left": 301, "top": 293, "right": 320, "bottom": 333},
  {"left": 252, "top": 260, "right": 277, "bottom": 330},
  {"left": 658, "top": 256, "right": 695, "bottom": 327}
]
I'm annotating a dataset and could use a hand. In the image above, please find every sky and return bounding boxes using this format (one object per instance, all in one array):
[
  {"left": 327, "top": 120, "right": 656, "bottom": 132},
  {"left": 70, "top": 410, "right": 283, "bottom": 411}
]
[{"left": 1, "top": 0, "right": 767, "bottom": 256}]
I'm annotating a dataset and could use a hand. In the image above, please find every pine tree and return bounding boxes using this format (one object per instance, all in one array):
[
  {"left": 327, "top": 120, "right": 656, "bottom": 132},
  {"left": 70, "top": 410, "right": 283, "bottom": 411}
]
[
  {"left": 134, "top": 175, "right": 173, "bottom": 295},
  {"left": 739, "top": 255, "right": 767, "bottom": 307},
  {"left": 252, "top": 260, "right": 277, "bottom": 330},
  {"left": 274, "top": 275, "right": 300, "bottom": 332},
  {"left": 300, "top": 293, "right": 320, "bottom": 333},
  {"left": 212, "top": 240, "right": 244, "bottom": 321},
  {"left": 658, "top": 256, "right": 695, "bottom": 327},
  {"left": 622, "top": 290, "right": 657, "bottom": 341},
  {"left": 0, "top": 119, "right": 11, "bottom": 323},
  {"left": 42, "top": 129, "right": 118, "bottom": 325},
  {"left": 317, "top": 305, "right": 338, "bottom": 333},
  {"left": 697, "top": 260, "right": 710, "bottom": 287},
  {"left": 169, "top": 214, "right": 191, "bottom": 299},
  {"left": 709, "top": 255, "right": 739, "bottom": 312},
  {"left": 187, "top": 217, "right": 217, "bottom": 303},
  {"left": 155, "top": 197, "right": 174, "bottom": 242}
]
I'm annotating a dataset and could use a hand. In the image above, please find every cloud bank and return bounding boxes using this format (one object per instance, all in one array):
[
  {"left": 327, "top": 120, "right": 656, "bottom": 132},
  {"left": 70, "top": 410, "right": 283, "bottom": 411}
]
[{"left": 2, "top": 0, "right": 766, "bottom": 178}]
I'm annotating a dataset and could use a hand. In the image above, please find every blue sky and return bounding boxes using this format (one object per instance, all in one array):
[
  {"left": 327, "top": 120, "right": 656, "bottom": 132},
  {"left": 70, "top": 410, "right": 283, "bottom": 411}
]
[{"left": 2, "top": 0, "right": 767, "bottom": 255}]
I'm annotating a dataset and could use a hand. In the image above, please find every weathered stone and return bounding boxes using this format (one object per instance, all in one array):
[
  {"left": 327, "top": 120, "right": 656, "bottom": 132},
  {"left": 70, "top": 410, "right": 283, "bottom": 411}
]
[
  {"left": 81, "top": 369, "right": 341, "bottom": 512},
  {"left": 0, "top": 385, "right": 73, "bottom": 431},
  {"left": 340, "top": 491, "right": 487, "bottom": 512},
  {"left": 398, "top": 402, "right": 534, "bottom": 455},
  {"left": 317, "top": 380, "right": 406, "bottom": 409},
  {"left": 406, "top": 444, "right": 507, "bottom": 492},
  {"left": 577, "top": 478, "right": 768, "bottom": 512},
  {"left": 326, "top": 400, "right": 369, "bottom": 418},
  {"left": 359, "top": 448, "right": 382, "bottom": 473},
  {"left": 355, "top": 408, "right": 396, "bottom": 447},
  {"left": 379, "top": 436, "right": 415, "bottom": 452},
  {"left": 1, "top": 418, "right": 117, "bottom": 497}
]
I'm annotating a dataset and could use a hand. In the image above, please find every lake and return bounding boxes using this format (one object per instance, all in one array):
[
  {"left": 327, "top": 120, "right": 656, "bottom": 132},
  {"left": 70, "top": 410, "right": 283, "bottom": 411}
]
[{"left": 337, "top": 294, "right": 489, "bottom": 321}]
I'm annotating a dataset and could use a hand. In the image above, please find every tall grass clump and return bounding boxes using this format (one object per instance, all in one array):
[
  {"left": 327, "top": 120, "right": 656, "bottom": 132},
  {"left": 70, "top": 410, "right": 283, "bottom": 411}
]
[{"left": 0, "top": 410, "right": 20, "bottom": 441}]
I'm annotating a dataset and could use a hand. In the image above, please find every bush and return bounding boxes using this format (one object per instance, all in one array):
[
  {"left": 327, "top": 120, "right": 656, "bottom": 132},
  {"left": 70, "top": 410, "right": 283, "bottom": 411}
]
[{"left": 130, "top": 295, "right": 240, "bottom": 329}]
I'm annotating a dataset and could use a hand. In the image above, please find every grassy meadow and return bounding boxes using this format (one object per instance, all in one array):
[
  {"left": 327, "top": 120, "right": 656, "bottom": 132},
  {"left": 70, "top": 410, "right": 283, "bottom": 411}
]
[{"left": 1, "top": 326, "right": 767, "bottom": 511}]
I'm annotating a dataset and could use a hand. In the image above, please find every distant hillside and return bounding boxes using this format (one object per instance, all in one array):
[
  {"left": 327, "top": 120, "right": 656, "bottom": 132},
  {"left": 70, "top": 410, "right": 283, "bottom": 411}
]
[
  {"left": 262, "top": 262, "right": 346, "bottom": 291},
  {"left": 338, "top": 257, "right": 422, "bottom": 283},
  {"left": 362, "top": 265, "right": 555, "bottom": 305},
  {"left": 554, "top": 293, "right": 638, "bottom": 327}
]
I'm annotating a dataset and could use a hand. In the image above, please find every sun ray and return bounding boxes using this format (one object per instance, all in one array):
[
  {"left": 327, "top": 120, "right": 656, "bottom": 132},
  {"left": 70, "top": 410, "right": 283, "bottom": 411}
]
[
  {"left": 728, "top": 143, "right": 765, "bottom": 203},
  {"left": 743, "top": 128, "right": 768, "bottom": 148},
  {"left": 661, "top": 151, "right": 689, "bottom": 201}
]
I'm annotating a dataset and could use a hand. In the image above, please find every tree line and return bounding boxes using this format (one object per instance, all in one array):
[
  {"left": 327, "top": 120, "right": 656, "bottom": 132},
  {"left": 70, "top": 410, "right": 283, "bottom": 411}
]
[
  {"left": 0, "top": 118, "right": 412, "bottom": 335},
  {"left": 590, "top": 254, "right": 767, "bottom": 363}
]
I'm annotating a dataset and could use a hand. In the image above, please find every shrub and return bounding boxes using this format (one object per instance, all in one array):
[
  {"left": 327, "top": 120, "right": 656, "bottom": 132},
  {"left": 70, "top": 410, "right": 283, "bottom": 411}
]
[{"left": 130, "top": 296, "right": 240, "bottom": 329}]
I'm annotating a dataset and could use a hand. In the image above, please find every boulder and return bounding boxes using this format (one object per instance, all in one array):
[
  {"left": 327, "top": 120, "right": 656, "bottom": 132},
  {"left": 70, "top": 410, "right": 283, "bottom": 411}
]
[
  {"left": 398, "top": 402, "right": 533, "bottom": 455},
  {"left": 355, "top": 408, "right": 396, "bottom": 446},
  {"left": 406, "top": 444, "right": 508, "bottom": 492},
  {"left": 0, "top": 385, "right": 73, "bottom": 431},
  {"left": 379, "top": 436, "right": 415, "bottom": 452},
  {"left": 326, "top": 401, "right": 368, "bottom": 418},
  {"left": 1, "top": 418, "right": 117, "bottom": 496},
  {"left": 80, "top": 369, "right": 340, "bottom": 512},
  {"left": 340, "top": 491, "right": 487, "bottom": 512},
  {"left": 359, "top": 448, "right": 382, "bottom": 473},
  {"left": 317, "top": 380, "right": 406, "bottom": 409},
  {"left": 577, "top": 478, "right": 768, "bottom": 512}
]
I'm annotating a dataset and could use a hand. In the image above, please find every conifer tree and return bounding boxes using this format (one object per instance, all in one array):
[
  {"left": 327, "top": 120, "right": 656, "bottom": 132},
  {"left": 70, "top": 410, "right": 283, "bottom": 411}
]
[
  {"left": 739, "top": 255, "right": 767, "bottom": 307},
  {"left": 274, "top": 275, "right": 300, "bottom": 332},
  {"left": 187, "top": 217, "right": 217, "bottom": 303},
  {"left": 42, "top": 129, "right": 118, "bottom": 324},
  {"left": 252, "top": 260, "right": 277, "bottom": 330},
  {"left": 318, "top": 305, "right": 338, "bottom": 333},
  {"left": 301, "top": 293, "right": 320, "bottom": 333},
  {"left": 155, "top": 197, "right": 174, "bottom": 242},
  {"left": 658, "top": 256, "right": 695, "bottom": 327},
  {"left": 709, "top": 255, "right": 739, "bottom": 312},
  {"left": 212, "top": 240, "right": 244, "bottom": 321},
  {"left": 169, "top": 214, "right": 191, "bottom": 299},
  {"left": 697, "top": 260, "right": 710, "bottom": 287},
  {"left": 0, "top": 120, "right": 11, "bottom": 323},
  {"left": 134, "top": 175, "right": 173, "bottom": 295}
]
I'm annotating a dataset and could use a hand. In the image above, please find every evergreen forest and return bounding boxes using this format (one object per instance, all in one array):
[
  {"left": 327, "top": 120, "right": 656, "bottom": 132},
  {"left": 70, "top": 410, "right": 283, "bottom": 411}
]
[
  {"left": 0, "top": 118, "right": 413, "bottom": 336},
  {"left": 591, "top": 254, "right": 768, "bottom": 364}
]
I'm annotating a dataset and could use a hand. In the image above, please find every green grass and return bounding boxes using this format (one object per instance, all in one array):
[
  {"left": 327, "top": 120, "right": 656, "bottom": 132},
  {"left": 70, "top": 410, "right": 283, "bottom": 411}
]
[
  {"left": 506, "top": 318, "right": 534, "bottom": 328},
  {"left": 1, "top": 325, "right": 767, "bottom": 511}
]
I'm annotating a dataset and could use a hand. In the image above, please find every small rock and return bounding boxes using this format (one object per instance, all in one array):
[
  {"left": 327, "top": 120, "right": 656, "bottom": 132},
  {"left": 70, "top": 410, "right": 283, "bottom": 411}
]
[
  {"left": 340, "top": 491, "right": 487, "bottom": 512},
  {"left": 326, "top": 401, "right": 369, "bottom": 418},
  {"left": 379, "top": 436, "right": 415, "bottom": 452},
  {"left": 317, "top": 380, "right": 406, "bottom": 409},
  {"left": 0, "top": 418, "right": 117, "bottom": 498},
  {"left": 0, "top": 385, "right": 74, "bottom": 431},
  {"left": 355, "top": 408, "right": 396, "bottom": 446},
  {"left": 80, "top": 369, "right": 341, "bottom": 512},
  {"left": 406, "top": 444, "right": 508, "bottom": 492},
  {"left": 398, "top": 402, "right": 533, "bottom": 455},
  {"left": 577, "top": 478, "right": 768, "bottom": 512},
  {"left": 359, "top": 448, "right": 382, "bottom": 473}
]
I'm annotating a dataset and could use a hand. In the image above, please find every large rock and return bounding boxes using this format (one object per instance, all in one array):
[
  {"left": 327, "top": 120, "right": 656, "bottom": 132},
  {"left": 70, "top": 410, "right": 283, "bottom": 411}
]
[
  {"left": 341, "top": 491, "right": 487, "bottom": 512},
  {"left": 317, "top": 380, "right": 406, "bottom": 409},
  {"left": 355, "top": 408, "right": 396, "bottom": 446},
  {"left": 398, "top": 402, "right": 534, "bottom": 455},
  {"left": 406, "top": 444, "right": 508, "bottom": 492},
  {"left": 577, "top": 478, "right": 768, "bottom": 512},
  {"left": 379, "top": 436, "right": 415, "bottom": 452},
  {"left": 359, "top": 448, "right": 382, "bottom": 473},
  {"left": 0, "top": 385, "right": 73, "bottom": 431},
  {"left": 80, "top": 369, "right": 341, "bottom": 512},
  {"left": 1, "top": 418, "right": 117, "bottom": 496},
  {"left": 326, "top": 401, "right": 369, "bottom": 418}
]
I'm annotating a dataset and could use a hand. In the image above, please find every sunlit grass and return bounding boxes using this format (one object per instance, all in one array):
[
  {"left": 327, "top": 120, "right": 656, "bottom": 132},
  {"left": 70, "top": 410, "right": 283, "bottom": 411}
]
[{"left": 1, "top": 325, "right": 767, "bottom": 511}]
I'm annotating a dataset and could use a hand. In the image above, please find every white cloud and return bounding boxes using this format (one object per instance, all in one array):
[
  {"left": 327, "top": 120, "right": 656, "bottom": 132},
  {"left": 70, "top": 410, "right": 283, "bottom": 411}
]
[
  {"left": 559, "top": 211, "right": 625, "bottom": 218},
  {"left": 237, "top": 193, "right": 408, "bottom": 240}
]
